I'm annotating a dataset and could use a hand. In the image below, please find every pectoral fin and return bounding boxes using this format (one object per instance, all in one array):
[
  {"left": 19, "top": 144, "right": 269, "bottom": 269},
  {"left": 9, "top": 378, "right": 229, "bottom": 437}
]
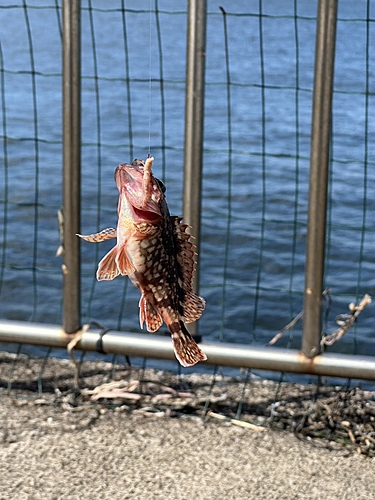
[
  {"left": 97, "top": 247, "right": 120, "bottom": 281},
  {"left": 77, "top": 228, "right": 117, "bottom": 243},
  {"left": 97, "top": 243, "right": 135, "bottom": 281},
  {"left": 115, "top": 245, "right": 136, "bottom": 275}
]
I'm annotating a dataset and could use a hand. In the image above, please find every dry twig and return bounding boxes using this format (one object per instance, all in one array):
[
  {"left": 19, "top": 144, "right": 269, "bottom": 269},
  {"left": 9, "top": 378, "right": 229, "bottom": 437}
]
[
  {"left": 207, "top": 411, "right": 266, "bottom": 431},
  {"left": 267, "top": 310, "right": 304, "bottom": 346},
  {"left": 66, "top": 323, "right": 91, "bottom": 387}
]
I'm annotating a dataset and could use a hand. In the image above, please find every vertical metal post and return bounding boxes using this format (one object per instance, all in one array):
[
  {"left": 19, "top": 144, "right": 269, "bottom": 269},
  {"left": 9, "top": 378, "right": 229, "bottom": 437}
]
[
  {"left": 302, "top": 0, "right": 338, "bottom": 358},
  {"left": 62, "top": 0, "right": 81, "bottom": 334},
  {"left": 183, "top": 0, "right": 207, "bottom": 339}
]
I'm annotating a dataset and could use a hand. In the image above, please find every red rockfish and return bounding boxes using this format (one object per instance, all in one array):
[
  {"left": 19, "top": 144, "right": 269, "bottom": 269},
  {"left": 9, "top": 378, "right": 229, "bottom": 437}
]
[{"left": 78, "top": 157, "right": 207, "bottom": 367}]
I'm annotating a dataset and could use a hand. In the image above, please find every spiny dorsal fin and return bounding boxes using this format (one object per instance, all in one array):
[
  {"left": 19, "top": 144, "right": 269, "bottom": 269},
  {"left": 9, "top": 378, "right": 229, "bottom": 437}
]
[{"left": 171, "top": 216, "right": 206, "bottom": 323}]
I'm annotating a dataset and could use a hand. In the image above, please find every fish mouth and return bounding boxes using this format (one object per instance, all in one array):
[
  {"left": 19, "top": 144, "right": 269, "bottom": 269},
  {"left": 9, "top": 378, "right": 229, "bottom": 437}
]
[{"left": 132, "top": 205, "right": 161, "bottom": 223}]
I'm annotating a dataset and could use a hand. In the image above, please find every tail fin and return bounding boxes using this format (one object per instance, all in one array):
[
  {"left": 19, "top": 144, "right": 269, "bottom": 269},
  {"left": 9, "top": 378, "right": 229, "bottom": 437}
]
[{"left": 171, "top": 324, "right": 207, "bottom": 367}]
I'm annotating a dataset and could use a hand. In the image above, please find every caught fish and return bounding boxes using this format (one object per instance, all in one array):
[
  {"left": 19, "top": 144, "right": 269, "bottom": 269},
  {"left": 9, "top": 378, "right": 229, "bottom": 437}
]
[{"left": 78, "top": 157, "right": 207, "bottom": 367}]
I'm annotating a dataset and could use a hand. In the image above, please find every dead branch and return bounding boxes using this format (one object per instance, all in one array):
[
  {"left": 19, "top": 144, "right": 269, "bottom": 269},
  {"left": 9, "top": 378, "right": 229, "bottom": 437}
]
[
  {"left": 321, "top": 294, "right": 372, "bottom": 347},
  {"left": 268, "top": 289, "right": 331, "bottom": 346}
]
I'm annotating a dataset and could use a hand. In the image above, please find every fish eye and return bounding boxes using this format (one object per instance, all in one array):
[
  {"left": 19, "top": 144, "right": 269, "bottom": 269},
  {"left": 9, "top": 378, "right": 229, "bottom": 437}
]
[
  {"left": 155, "top": 177, "right": 166, "bottom": 193},
  {"left": 131, "top": 159, "right": 144, "bottom": 168}
]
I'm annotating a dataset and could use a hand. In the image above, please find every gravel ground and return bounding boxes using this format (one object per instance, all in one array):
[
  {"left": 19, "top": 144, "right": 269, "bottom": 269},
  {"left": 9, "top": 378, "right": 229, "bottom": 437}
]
[{"left": 1, "top": 353, "right": 375, "bottom": 499}]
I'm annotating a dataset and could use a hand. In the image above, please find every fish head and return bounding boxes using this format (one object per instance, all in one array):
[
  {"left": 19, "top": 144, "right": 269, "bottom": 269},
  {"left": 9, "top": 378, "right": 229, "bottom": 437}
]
[{"left": 115, "top": 158, "right": 164, "bottom": 224}]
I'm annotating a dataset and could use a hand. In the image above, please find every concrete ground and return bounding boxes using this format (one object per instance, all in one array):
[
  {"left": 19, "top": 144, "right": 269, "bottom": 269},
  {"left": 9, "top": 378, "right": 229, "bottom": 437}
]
[
  {"left": 1, "top": 394, "right": 375, "bottom": 499},
  {"left": 0, "top": 353, "right": 375, "bottom": 499}
]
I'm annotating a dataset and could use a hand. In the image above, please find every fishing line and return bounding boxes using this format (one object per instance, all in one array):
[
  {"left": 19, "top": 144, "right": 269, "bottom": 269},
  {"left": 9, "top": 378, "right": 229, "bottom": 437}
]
[{"left": 148, "top": 0, "right": 152, "bottom": 157}]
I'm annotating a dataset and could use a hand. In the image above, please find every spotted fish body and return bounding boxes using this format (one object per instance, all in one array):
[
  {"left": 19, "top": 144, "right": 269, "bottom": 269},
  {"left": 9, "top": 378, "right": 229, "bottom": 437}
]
[{"left": 78, "top": 157, "right": 207, "bottom": 367}]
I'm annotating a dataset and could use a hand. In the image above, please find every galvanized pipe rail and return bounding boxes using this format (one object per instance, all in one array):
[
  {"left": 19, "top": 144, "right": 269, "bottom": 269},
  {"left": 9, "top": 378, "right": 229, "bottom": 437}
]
[{"left": 1, "top": 320, "right": 375, "bottom": 382}]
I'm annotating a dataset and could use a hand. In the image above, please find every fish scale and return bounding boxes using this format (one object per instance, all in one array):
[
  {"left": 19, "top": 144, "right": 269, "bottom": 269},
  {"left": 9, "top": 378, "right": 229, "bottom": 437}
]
[{"left": 78, "top": 157, "right": 207, "bottom": 367}]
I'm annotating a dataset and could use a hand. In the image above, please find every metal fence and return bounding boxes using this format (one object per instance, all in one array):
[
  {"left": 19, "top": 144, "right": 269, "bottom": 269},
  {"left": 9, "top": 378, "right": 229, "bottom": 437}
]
[{"left": 0, "top": 0, "right": 375, "bottom": 382}]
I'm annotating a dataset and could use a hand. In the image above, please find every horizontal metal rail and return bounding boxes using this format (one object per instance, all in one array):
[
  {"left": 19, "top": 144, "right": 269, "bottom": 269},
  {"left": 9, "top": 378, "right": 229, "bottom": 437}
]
[{"left": 0, "top": 320, "right": 375, "bottom": 381}]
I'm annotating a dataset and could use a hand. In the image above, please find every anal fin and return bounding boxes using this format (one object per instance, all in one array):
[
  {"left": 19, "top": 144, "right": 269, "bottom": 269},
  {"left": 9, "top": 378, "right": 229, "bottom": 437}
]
[{"left": 139, "top": 295, "right": 163, "bottom": 332}]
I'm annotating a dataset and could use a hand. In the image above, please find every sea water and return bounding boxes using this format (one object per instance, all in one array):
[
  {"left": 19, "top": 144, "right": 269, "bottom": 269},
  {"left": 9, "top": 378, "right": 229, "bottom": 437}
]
[{"left": 0, "top": 0, "right": 374, "bottom": 366}]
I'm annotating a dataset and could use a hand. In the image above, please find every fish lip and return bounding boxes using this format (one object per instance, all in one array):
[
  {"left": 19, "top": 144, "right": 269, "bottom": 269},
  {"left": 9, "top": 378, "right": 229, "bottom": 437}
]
[
  {"left": 115, "top": 163, "right": 138, "bottom": 187},
  {"left": 115, "top": 163, "right": 163, "bottom": 221}
]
